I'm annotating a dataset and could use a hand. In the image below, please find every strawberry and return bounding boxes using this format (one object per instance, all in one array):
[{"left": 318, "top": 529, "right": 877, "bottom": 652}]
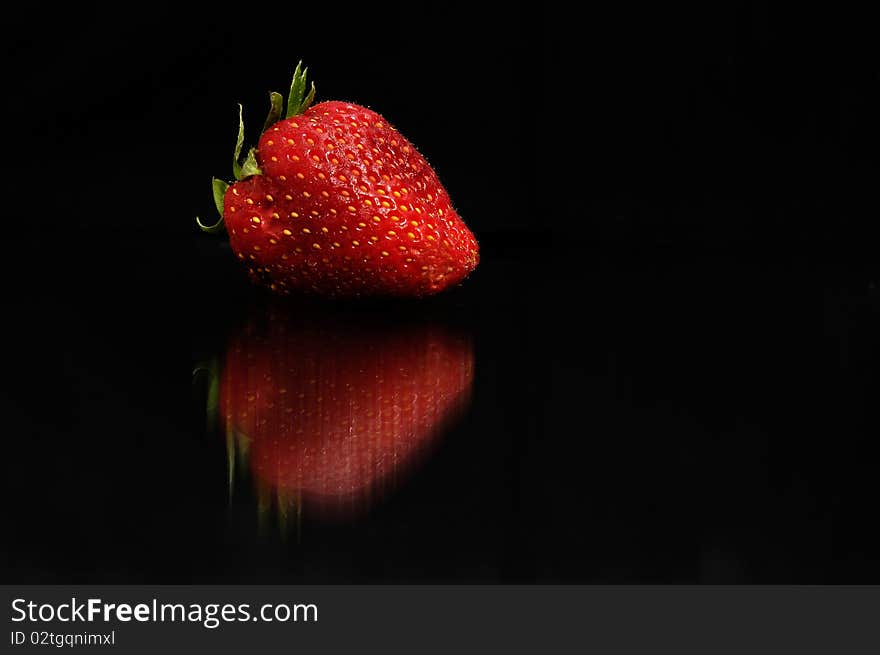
[
  {"left": 215, "top": 301, "right": 475, "bottom": 520},
  {"left": 199, "top": 63, "right": 479, "bottom": 298}
]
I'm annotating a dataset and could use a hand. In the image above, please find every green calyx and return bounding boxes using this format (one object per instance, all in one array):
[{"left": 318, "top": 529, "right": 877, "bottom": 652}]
[
  {"left": 196, "top": 178, "right": 229, "bottom": 234},
  {"left": 285, "top": 61, "right": 316, "bottom": 119},
  {"left": 197, "top": 61, "right": 317, "bottom": 234}
]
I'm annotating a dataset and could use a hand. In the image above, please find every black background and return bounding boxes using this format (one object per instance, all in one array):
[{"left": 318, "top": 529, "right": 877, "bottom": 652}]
[{"left": 2, "top": 3, "right": 877, "bottom": 583}]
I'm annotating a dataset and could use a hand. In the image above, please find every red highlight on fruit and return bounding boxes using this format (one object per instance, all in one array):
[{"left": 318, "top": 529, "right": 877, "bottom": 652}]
[
  {"left": 199, "top": 62, "right": 479, "bottom": 298},
  {"left": 214, "top": 301, "right": 475, "bottom": 523}
]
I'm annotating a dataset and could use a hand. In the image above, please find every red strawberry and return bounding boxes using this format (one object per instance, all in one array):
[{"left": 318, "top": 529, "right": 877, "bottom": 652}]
[
  {"left": 199, "top": 63, "right": 479, "bottom": 298},
  {"left": 217, "top": 301, "right": 474, "bottom": 520}
]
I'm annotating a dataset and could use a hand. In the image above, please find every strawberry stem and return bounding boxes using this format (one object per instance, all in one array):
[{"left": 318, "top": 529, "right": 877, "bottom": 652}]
[{"left": 285, "top": 61, "right": 316, "bottom": 118}]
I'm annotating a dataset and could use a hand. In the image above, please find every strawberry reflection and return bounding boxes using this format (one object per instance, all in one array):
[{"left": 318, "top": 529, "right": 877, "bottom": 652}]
[{"left": 218, "top": 299, "right": 474, "bottom": 523}]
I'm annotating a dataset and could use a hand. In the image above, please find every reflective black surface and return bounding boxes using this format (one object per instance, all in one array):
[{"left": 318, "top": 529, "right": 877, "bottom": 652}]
[{"left": 3, "top": 231, "right": 877, "bottom": 583}]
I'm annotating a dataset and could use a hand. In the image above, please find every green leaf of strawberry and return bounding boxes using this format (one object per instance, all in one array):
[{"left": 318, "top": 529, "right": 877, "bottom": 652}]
[
  {"left": 195, "top": 178, "right": 229, "bottom": 234},
  {"left": 285, "top": 61, "right": 316, "bottom": 119},
  {"left": 199, "top": 62, "right": 479, "bottom": 298},
  {"left": 232, "top": 104, "right": 245, "bottom": 181}
]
